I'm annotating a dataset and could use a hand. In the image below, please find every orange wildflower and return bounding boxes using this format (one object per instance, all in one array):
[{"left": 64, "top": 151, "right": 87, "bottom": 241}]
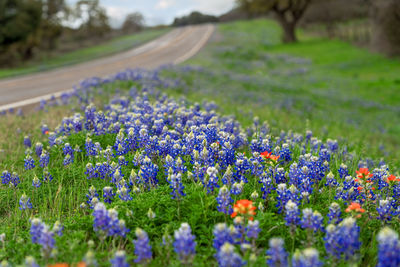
[
  {"left": 356, "top": 168, "right": 373, "bottom": 179},
  {"left": 44, "top": 130, "right": 49, "bottom": 135},
  {"left": 261, "top": 151, "right": 280, "bottom": 162},
  {"left": 345, "top": 202, "right": 365, "bottom": 218},
  {"left": 386, "top": 174, "right": 399, "bottom": 183},
  {"left": 231, "top": 199, "right": 256, "bottom": 220},
  {"left": 47, "top": 264, "right": 69, "bottom": 267}
]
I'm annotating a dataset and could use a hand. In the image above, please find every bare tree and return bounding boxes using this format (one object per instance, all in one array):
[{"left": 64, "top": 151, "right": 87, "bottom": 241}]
[{"left": 237, "top": 0, "right": 311, "bottom": 43}]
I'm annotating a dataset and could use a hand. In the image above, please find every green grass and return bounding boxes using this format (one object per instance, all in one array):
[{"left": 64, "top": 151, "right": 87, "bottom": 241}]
[
  {"left": 0, "top": 28, "right": 169, "bottom": 79},
  {"left": 0, "top": 18, "right": 399, "bottom": 266},
  {"left": 162, "top": 18, "right": 400, "bottom": 168}
]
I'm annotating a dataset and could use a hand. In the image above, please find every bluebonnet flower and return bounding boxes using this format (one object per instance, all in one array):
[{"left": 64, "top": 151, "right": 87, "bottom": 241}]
[
  {"left": 230, "top": 181, "right": 244, "bottom": 195},
  {"left": 216, "top": 242, "right": 246, "bottom": 267},
  {"left": 24, "top": 155, "right": 35, "bottom": 170},
  {"left": 86, "top": 185, "right": 99, "bottom": 208},
  {"left": 52, "top": 221, "right": 63, "bottom": 236},
  {"left": 85, "top": 137, "right": 97, "bottom": 156},
  {"left": 29, "top": 219, "right": 55, "bottom": 257},
  {"left": 10, "top": 172, "right": 20, "bottom": 187},
  {"left": 63, "top": 154, "right": 73, "bottom": 166},
  {"left": 300, "top": 208, "right": 324, "bottom": 233},
  {"left": 246, "top": 220, "right": 261, "bottom": 239},
  {"left": 103, "top": 186, "right": 115, "bottom": 204},
  {"left": 92, "top": 202, "right": 130, "bottom": 238},
  {"left": 83, "top": 249, "right": 98, "bottom": 267},
  {"left": 206, "top": 166, "right": 219, "bottom": 193},
  {"left": 133, "top": 228, "right": 152, "bottom": 264},
  {"left": 216, "top": 185, "right": 233, "bottom": 215},
  {"left": 110, "top": 251, "right": 129, "bottom": 267},
  {"left": 39, "top": 151, "right": 49, "bottom": 168},
  {"left": 174, "top": 223, "right": 196, "bottom": 264},
  {"left": 276, "top": 183, "right": 289, "bottom": 213},
  {"left": 376, "top": 227, "right": 400, "bottom": 267},
  {"left": 324, "top": 217, "right": 361, "bottom": 260},
  {"left": 1, "top": 171, "right": 11, "bottom": 185},
  {"left": 377, "top": 199, "right": 395, "bottom": 222},
  {"left": 19, "top": 193, "right": 33, "bottom": 210},
  {"left": 85, "top": 163, "right": 96, "bottom": 179},
  {"left": 42, "top": 168, "right": 53, "bottom": 182},
  {"left": 327, "top": 202, "right": 342, "bottom": 224},
  {"left": 278, "top": 143, "right": 292, "bottom": 163},
  {"left": 24, "top": 256, "right": 39, "bottom": 267},
  {"left": 213, "top": 223, "right": 236, "bottom": 252},
  {"left": 118, "top": 156, "right": 128, "bottom": 166},
  {"left": 32, "top": 175, "right": 41, "bottom": 188},
  {"left": 117, "top": 185, "right": 133, "bottom": 201},
  {"left": 222, "top": 166, "right": 233, "bottom": 185},
  {"left": 285, "top": 200, "right": 300, "bottom": 228},
  {"left": 325, "top": 172, "right": 338, "bottom": 187},
  {"left": 259, "top": 171, "right": 273, "bottom": 199},
  {"left": 63, "top": 143, "right": 74, "bottom": 156},
  {"left": 292, "top": 248, "right": 323, "bottom": 267},
  {"left": 266, "top": 238, "right": 288, "bottom": 267},
  {"left": 34, "top": 143, "right": 43, "bottom": 158},
  {"left": 275, "top": 168, "right": 287, "bottom": 184},
  {"left": 24, "top": 136, "right": 32, "bottom": 148},
  {"left": 147, "top": 208, "right": 156, "bottom": 219},
  {"left": 338, "top": 164, "right": 348, "bottom": 179},
  {"left": 168, "top": 173, "right": 185, "bottom": 200}
]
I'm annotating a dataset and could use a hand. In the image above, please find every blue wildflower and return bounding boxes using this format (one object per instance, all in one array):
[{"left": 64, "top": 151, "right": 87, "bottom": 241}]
[
  {"left": 19, "top": 193, "right": 33, "bottom": 210},
  {"left": 103, "top": 186, "right": 115, "bottom": 204},
  {"left": 110, "top": 251, "right": 129, "bottom": 267},
  {"left": 174, "top": 223, "right": 196, "bottom": 264},
  {"left": 32, "top": 175, "right": 41, "bottom": 188},
  {"left": 285, "top": 200, "right": 300, "bottom": 227},
  {"left": 216, "top": 242, "right": 246, "bottom": 267},
  {"left": 292, "top": 248, "right": 323, "bottom": 267},
  {"left": 266, "top": 238, "right": 288, "bottom": 267},
  {"left": 133, "top": 228, "right": 152, "bottom": 264},
  {"left": 24, "top": 136, "right": 32, "bottom": 148},
  {"left": 24, "top": 155, "right": 35, "bottom": 170},
  {"left": 300, "top": 208, "right": 324, "bottom": 233},
  {"left": 213, "top": 223, "right": 236, "bottom": 252},
  {"left": 376, "top": 227, "right": 400, "bottom": 267},
  {"left": 216, "top": 185, "right": 233, "bottom": 215}
]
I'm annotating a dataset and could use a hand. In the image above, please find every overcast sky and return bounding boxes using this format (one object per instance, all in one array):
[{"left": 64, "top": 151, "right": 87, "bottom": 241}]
[{"left": 66, "top": 0, "right": 237, "bottom": 27}]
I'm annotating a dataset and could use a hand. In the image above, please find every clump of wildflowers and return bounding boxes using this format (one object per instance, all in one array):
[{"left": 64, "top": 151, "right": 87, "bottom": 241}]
[
  {"left": 266, "top": 238, "right": 288, "bottom": 267},
  {"left": 231, "top": 200, "right": 256, "bottom": 221},
  {"left": 216, "top": 242, "right": 246, "bottom": 267},
  {"left": 345, "top": 202, "right": 365, "bottom": 218},
  {"left": 376, "top": 227, "right": 400, "bottom": 267},
  {"left": 133, "top": 228, "right": 152, "bottom": 264},
  {"left": 110, "top": 250, "right": 129, "bottom": 267},
  {"left": 19, "top": 193, "right": 33, "bottom": 210},
  {"left": 174, "top": 223, "right": 196, "bottom": 264}
]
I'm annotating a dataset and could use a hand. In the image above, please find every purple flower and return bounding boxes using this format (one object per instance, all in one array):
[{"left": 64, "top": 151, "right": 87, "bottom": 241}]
[
  {"left": 24, "top": 136, "right": 32, "bottom": 148},
  {"left": 377, "top": 199, "right": 395, "bottom": 222},
  {"left": 1, "top": 171, "right": 11, "bottom": 185},
  {"left": 213, "top": 223, "right": 236, "bottom": 252},
  {"left": 292, "top": 248, "right": 323, "bottom": 267},
  {"left": 103, "top": 186, "right": 115, "bottom": 204},
  {"left": 24, "top": 155, "right": 35, "bottom": 170},
  {"left": 168, "top": 173, "right": 185, "bottom": 200},
  {"left": 266, "top": 238, "right": 288, "bottom": 267},
  {"left": 216, "top": 185, "right": 233, "bottom": 215},
  {"left": 327, "top": 202, "right": 342, "bottom": 224},
  {"left": 216, "top": 242, "right": 246, "bottom": 267},
  {"left": 133, "top": 228, "right": 152, "bottom": 264},
  {"left": 19, "top": 193, "right": 33, "bottom": 210},
  {"left": 174, "top": 223, "right": 196, "bottom": 264},
  {"left": 110, "top": 251, "right": 129, "bottom": 267},
  {"left": 285, "top": 200, "right": 300, "bottom": 227},
  {"left": 246, "top": 220, "right": 261, "bottom": 240},
  {"left": 39, "top": 151, "right": 50, "bottom": 168},
  {"left": 32, "top": 175, "right": 41, "bottom": 188},
  {"left": 300, "top": 208, "right": 324, "bottom": 233},
  {"left": 377, "top": 227, "right": 400, "bottom": 267}
]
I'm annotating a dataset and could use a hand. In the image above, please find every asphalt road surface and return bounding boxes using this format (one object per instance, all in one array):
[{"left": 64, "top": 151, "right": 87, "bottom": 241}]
[{"left": 0, "top": 24, "right": 214, "bottom": 111}]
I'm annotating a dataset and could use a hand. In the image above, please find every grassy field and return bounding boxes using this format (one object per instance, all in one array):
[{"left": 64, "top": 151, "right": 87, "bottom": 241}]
[
  {"left": 0, "top": 19, "right": 399, "bottom": 266},
  {"left": 0, "top": 28, "right": 169, "bottom": 79},
  {"left": 164, "top": 19, "right": 400, "bottom": 168}
]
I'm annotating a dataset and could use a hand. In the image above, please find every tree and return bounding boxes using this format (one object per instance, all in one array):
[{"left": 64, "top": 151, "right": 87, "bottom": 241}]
[
  {"left": 121, "top": 12, "right": 144, "bottom": 34},
  {"left": 237, "top": 0, "right": 311, "bottom": 43},
  {"left": 41, "top": 0, "right": 66, "bottom": 49},
  {"left": 172, "top": 11, "right": 219, "bottom": 26},
  {"left": 370, "top": 0, "right": 400, "bottom": 56},
  {"left": 75, "top": 0, "right": 110, "bottom": 38},
  {"left": 0, "top": 0, "right": 42, "bottom": 63}
]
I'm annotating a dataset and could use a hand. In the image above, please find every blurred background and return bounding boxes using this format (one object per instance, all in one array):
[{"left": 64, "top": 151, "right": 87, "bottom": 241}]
[{"left": 0, "top": 0, "right": 399, "bottom": 70}]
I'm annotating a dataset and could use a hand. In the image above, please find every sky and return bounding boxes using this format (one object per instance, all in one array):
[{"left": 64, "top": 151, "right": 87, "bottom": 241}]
[{"left": 66, "top": 0, "right": 237, "bottom": 27}]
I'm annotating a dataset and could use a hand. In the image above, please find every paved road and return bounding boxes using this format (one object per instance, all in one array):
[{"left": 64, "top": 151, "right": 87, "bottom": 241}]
[{"left": 0, "top": 24, "right": 214, "bottom": 110}]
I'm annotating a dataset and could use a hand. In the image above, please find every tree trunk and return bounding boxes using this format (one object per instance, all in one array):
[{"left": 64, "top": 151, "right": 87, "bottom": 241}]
[
  {"left": 274, "top": 12, "right": 298, "bottom": 43},
  {"left": 280, "top": 20, "right": 298, "bottom": 43}
]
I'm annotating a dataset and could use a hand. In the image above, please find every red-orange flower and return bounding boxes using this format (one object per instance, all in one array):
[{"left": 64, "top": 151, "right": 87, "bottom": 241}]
[
  {"left": 345, "top": 202, "right": 365, "bottom": 218},
  {"left": 231, "top": 199, "right": 256, "bottom": 220},
  {"left": 261, "top": 151, "right": 280, "bottom": 162},
  {"left": 386, "top": 174, "right": 399, "bottom": 183},
  {"left": 356, "top": 168, "right": 373, "bottom": 179}
]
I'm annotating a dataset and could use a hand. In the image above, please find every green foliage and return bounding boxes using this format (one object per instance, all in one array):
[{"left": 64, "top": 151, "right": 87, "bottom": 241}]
[{"left": 172, "top": 11, "right": 219, "bottom": 27}]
